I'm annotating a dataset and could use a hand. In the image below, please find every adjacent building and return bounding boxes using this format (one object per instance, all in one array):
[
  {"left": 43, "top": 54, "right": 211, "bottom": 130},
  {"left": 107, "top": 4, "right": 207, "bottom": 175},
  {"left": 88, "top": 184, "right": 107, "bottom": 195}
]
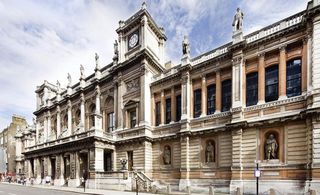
[
  {"left": 23, "top": 1, "right": 320, "bottom": 194},
  {"left": 0, "top": 115, "right": 28, "bottom": 177}
]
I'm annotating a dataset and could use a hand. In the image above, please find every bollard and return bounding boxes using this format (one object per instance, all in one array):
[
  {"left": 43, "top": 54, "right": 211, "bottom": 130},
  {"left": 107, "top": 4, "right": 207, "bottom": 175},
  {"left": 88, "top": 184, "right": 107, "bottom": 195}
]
[
  {"left": 269, "top": 188, "right": 276, "bottom": 195},
  {"left": 236, "top": 187, "right": 241, "bottom": 195},
  {"left": 209, "top": 186, "right": 215, "bottom": 195},
  {"left": 186, "top": 186, "right": 191, "bottom": 195},
  {"left": 309, "top": 189, "right": 317, "bottom": 195},
  {"left": 166, "top": 184, "right": 171, "bottom": 194}
]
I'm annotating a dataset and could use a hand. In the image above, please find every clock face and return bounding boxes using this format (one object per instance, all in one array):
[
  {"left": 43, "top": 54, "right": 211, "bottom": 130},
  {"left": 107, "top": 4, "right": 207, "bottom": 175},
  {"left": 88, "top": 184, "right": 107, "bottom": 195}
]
[{"left": 128, "top": 32, "right": 139, "bottom": 49}]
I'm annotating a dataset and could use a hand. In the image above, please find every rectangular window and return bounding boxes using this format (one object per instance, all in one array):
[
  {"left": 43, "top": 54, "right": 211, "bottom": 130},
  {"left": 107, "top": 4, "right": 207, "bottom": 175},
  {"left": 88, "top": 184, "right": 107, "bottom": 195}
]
[
  {"left": 246, "top": 72, "right": 258, "bottom": 106},
  {"left": 194, "top": 89, "right": 202, "bottom": 118},
  {"left": 207, "top": 85, "right": 216, "bottom": 115},
  {"left": 130, "top": 110, "right": 136, "bottom": 128},
  {"left": 287, "top": 58, "right": 301, "bottom": 97},
  {"left": 265, "top": 65, "right": 279, "bottom": 102},
  {"left": 165, "top": 98, "right": 171, "bottom": 124},
  {"left": 222, "top": 80, "right": 232, "bottom": 112},
  {"left": 155, "top": 102, "right": 161, "bottom": 126},
  {"left": 176, "top": 95, "right": 181, "bottom": 121},
  {"left": 107, "top": 112, "right": 115, "bottom": 132}
]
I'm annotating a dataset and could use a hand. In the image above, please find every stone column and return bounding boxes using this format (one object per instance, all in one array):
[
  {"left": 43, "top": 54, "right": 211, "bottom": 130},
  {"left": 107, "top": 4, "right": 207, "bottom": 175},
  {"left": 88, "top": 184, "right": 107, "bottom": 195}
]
[
  {"left": 279, "top": 46, "right": 287, "bottom": 100},
  {"left": 171, "top": 87, "right": 176, "bottom": 122},
  {"left": 95, "top": 86, "right": 102, "bottom": 131},
  {"left": 91, "top": 148, "right": 104, "bottom": 172},
  {"left": 258, "top": 53, "right": 265, "bottom": 104},
  {"left": 242, "top": 60, "right": 246, "bottom": 107},
  {"left": 302, "top": 38, "right": 308, "bottom": 93},
  {"left": 75, "top": 152, "right": 80, "bottom": 180},
  {"left": 80, "top": 93, "right": 85, "bottom": 131},
  {"left": 201, "top": 75, "right": 207, "bottom": 117},
  {"left": 160, "top": 90, "right": 165, "bottom": 125},
  {"left": 112, "top": 150, "right": 117, "bottom": 171},
  {"left": 140, "top": 63, "right": 151, "bottom": 126},
  {"left": 35, "top": 158, "right": 41, "bottom": 183},
  {"left": 179, "top": 136, "right": 190, "bottom": 191},
  {"left": 135, "top": 102, "right": 139, "bottom": 127},
  {"left": 181, "top": 72, "right": 191, "bottom": 120},
  {"left": 113, "top": 81, "right": 118, "bottom": 129},
  {"left": 44, "top": 115, "right": 48, "bottom": 142},
  {"left": 47, "top": 157, "right": 52, "bottom": 177},
  {"left": 67, "top": 100, "right": 72, "bottom": 136},
  {"left": 47, "top": 111, "right": 51, "bottom": 141},
  {"left": 215, "top": 71, "right": 221, "bottom": 113},
  {"left": 151, "top": 92, "right": 155, "bottom": 126},
  {"left": 232, "top": 56, "right": 243, "bottom": 108},
  {"left": 57, "top": 106, "right": 61, "bottom": 137}
]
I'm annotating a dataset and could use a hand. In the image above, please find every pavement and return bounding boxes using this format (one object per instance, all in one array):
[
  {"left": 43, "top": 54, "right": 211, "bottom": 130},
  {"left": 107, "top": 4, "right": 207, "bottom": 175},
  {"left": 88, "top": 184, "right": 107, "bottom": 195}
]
[{"left": 0, "top": 182, "right": 229, "bottom": 195}]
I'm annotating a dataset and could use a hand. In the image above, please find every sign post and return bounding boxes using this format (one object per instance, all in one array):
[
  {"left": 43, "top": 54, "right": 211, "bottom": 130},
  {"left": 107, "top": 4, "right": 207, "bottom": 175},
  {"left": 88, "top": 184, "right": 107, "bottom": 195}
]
[{"left": 254, "top": 160, "right": 261, "bottom": 195}]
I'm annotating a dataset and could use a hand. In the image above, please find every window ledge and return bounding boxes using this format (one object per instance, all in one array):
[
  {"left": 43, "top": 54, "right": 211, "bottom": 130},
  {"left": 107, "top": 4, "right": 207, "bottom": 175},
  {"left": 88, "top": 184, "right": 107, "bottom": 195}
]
[{"left": 243, "top": 94, "right": 305, "bottom": 112}]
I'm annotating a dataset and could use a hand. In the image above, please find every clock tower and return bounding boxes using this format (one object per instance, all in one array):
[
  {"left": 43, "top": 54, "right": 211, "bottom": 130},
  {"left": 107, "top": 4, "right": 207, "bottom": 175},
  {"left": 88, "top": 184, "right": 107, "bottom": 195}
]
[{"left": 116, "top": 2, "right": 167, "bottom": 66}]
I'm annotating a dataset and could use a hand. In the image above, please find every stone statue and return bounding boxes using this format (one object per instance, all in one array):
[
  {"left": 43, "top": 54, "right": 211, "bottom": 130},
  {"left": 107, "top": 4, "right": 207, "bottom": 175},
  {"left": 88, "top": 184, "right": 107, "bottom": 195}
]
[
  {"left": 80, "top": 64, "right": 85, "bottom": 78},
  {"left": 182, "top": 36, "right": 190, "bottom": 55},
  {"left": 67, "top": 73, "right": 72, "bottom": 86},
  {"left": 232, "top": 8, "right": 244, "bottom": 31},
  {"left": 32, "top": 117, "right": 36, "bottom": 126},
  {"left": 56, "top": 80, "right": 61, "bottom": 92},
  {"left": 163, "top": 146, "right": 171, "bottom": 165},
  {"left": 95, "top": 53, "right": 100, "bottom": 69},
  {"left": 265, "top": 134, "right": 278, "bottom": 160},
  {"left": 206, "top": 141, "right": 215, "bottom": 163},
  {"left": 114, "top": 40, "right": 119, "bottom": 56}
]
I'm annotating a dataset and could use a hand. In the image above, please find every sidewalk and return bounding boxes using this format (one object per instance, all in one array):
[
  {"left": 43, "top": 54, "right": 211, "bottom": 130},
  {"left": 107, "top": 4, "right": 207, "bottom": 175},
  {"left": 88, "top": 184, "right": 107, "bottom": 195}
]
[{"left": 1, "top": 182, "right": 156, "bottom": 195}]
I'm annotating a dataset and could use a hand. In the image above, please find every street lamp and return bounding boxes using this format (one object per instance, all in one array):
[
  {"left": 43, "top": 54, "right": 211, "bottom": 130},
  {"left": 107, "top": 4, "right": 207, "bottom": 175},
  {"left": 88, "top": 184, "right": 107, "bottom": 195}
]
[{"left": 254, "top": 160, "right": 261, "bottom": 195}]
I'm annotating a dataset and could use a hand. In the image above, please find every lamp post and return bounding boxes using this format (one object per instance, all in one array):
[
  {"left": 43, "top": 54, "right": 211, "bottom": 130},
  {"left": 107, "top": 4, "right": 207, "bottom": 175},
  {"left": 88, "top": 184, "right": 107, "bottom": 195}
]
[{"left": 254, "top": 160, "right": 261, "bottom": 195}]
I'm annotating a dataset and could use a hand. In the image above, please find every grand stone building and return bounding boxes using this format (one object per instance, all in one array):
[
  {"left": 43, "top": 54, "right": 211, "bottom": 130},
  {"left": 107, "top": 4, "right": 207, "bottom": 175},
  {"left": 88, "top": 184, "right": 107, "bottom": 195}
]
[{"left": 23, "top": 1, "right": 320, "bottom": 194}]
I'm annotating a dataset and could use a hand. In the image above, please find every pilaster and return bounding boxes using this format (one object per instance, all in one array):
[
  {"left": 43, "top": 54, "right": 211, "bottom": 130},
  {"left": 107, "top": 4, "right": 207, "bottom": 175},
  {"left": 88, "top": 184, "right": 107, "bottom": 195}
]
[
  {"left": 160, "top": 90, "right": 165, "bottom": 125},
  {"left": 171, "top": 87, "right": 176, "bottom": 122},
  {"left": 215, "top": 70, "right": 221, "bottom": 113},
  {"left": 258, "top": 53, "right": 265, "bottom": 104},
  {"left": 278, "top": 46, "right": 287, "bottom": 100},
  {"left": 57, "top": 106, "right": 61, "bottom": 137},
  {"left": 80, "top": 93, "right": 85, "bottom": 131},
  {"left": 181, "top": 72, "right": 191, "bottom": 120},
  {"left": 201, "top": 75, "right": 207, "bottom": 117},
  {"left": 67, "top": 100, "right": 72, "bottom": 136},
  {"left": 179, "top": 136, "right": 190, "bottom": 191}
]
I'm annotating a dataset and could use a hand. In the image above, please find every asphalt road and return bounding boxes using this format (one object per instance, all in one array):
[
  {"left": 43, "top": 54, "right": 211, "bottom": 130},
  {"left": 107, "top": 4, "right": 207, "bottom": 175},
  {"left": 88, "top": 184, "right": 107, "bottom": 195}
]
[{"left": 0, "top": 183, "right": 83, "bottom": 195}]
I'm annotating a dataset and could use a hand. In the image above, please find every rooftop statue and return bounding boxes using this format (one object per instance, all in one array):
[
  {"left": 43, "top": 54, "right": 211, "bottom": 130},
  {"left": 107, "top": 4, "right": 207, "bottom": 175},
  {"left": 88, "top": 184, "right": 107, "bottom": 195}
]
[
  {"left": 80, "top": 64, "right": 85, "bottom": 78},
  {"left": 182, "top": 36, "right": 190, "bottom": 55},
  {"left": 232, "top": 8, "right": 244, "bottom": 31},
  {"left": 67, "top": 73, "right": 72, "bottom": 86}
]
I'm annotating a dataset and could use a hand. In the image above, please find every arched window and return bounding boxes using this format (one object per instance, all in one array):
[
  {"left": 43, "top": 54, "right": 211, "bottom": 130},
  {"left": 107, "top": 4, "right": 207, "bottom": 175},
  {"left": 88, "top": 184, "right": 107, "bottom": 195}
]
[
  {"left": 90, "top": 104, "right": 96, "bottom": 128},
  {"left": 205, "top": 140, "right": 215, "bottom": 163},
  {"left": 163, "top": 145, "right": 171, "bottom": 165},
  {"left": 75, "top": 109, "right": 81, "bottom": 126}
]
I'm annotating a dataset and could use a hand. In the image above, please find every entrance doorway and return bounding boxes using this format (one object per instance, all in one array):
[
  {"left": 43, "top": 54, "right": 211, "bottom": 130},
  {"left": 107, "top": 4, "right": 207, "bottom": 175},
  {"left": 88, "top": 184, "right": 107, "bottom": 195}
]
[
  {"left": 50, "top": 158, "right": 56, "bottom": 180},
  {"left": 104, "top": 150, "right": 112, "bottom": 171},
  {"left": 127, "top": 151, "right": 133, "bottom": 171},
  {"left": 79, "top": 152, "right": 88, "bottom": 178}
]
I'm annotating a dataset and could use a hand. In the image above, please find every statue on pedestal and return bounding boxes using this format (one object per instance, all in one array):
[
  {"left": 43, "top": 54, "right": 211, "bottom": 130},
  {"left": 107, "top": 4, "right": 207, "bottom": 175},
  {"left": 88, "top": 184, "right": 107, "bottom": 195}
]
[
  {"left": 205, "top": 141, "right": 215, "bottom": 163},
  {"left": 67, "top": 73, "right": 72, "bottom": 86},
  {"left": 163, "top": 146, "right": 171, "bottom": 165},
  {"left": 182, "top": 36, "right": 190, "bottom": 55},
  {"left": 80, "top": 64, "right": 85, "bottom": 78},
  {"left": 232, "top": 8, "right": 244, "bottom": 32},
  {"left": 265, "top": 134, "right": 278, "bottom": 160}
]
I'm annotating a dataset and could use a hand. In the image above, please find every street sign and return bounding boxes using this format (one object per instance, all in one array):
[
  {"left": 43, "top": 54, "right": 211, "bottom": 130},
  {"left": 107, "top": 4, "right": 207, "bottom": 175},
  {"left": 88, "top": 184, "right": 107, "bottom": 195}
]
[{"left": 254, "top": 170, "right": 261, "bottom": 178}]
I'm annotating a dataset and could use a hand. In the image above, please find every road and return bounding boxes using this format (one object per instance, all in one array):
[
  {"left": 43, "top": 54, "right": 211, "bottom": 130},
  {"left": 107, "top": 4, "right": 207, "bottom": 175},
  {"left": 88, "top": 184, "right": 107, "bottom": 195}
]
[{"left": 0, "top": 183, "right": 83, "bottom": 195}]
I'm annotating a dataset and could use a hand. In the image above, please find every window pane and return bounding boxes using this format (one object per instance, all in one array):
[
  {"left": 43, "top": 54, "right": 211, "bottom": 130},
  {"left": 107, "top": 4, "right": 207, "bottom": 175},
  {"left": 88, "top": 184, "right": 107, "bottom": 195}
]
[
  {"left": 155, "top": 102, "right": 161, "bottom": 126},
  {"left": 286, "top": 58, "right": 301, "bottom": 97},
  {"left": 166, "top": 98, "right": 171, "bottom": 124},
  {"left": 207, "top": 85, "right": 216, "bottom": 115},
  {"left": 194, "top": 89, "right": 201, "bottom": 118},
  {"left": 246, "top": 72, "right": 258, "bottom": 106},
  {"left": 107, "top": 112, "right": 115, "bottom": 131},
  {"left": 265, "top": 65, "right": 279, "bottom": 102},
  {"left": 130, "top": 111, "right": 136, "bottom": 128},
  {"left": 222, "top": 80, "right": 231, "bottom": 112},
  {"left": 176, "top": 95, "right": 181, "bottom": 121}
]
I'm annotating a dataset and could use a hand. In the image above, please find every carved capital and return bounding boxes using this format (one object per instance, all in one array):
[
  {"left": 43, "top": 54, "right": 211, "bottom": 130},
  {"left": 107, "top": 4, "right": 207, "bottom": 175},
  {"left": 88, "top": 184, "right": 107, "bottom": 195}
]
[
  {"left": 279, "top": 45, "right": 287, "bottom": 52},
  {"left": 95, "top": 85, "right": 101, "bottom": 96},
  {"left": 258, "top": 52, "right": 265, "bottom": 58},
  {"left": 67, "top": 100, "right": 72, "bottom": 109}
]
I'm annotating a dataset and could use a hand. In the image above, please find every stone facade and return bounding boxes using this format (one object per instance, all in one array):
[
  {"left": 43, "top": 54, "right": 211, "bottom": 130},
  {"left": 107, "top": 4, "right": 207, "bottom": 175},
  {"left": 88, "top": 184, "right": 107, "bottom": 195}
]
[
  {"left": 23, "top": 1, "right": 320, "bottom": 194},
  {"left": 0, "top": 115, "right": 28, "bottom": 177}
]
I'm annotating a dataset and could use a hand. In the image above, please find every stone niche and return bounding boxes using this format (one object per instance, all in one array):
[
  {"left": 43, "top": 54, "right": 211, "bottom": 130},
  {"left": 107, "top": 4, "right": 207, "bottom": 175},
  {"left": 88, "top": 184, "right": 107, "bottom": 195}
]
[{"left": 259, "top": 127, "right": 284, "bottom": 164}]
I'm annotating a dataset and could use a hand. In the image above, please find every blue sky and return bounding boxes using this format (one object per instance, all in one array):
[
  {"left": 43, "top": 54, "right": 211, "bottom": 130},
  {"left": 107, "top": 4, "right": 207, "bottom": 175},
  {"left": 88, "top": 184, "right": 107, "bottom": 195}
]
[{"left": 0, "top": 0, "right": 308, "bottom": 129}]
